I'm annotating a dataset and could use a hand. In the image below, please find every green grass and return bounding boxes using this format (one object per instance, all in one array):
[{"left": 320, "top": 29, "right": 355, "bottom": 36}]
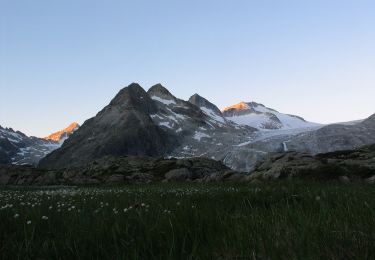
[{"left": 0, "top": 182, "right": 374, "bottom": 259}]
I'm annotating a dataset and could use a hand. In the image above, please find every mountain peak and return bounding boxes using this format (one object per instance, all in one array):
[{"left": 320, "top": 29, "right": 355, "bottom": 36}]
[
  {"left": 189, "top": 94, "right": 221, "bottom": 113},
  {"left": 44, "top": 122, "right": 80, "bottom": 142},
  {"left": 188, "top": 94, "right": 226, "bottom": 124},
  {"left": 107, "top": 83, "right": 159, "bottom": 114},
  {"left": 147, "top": 84, "right": 175, "bottom": 98}
]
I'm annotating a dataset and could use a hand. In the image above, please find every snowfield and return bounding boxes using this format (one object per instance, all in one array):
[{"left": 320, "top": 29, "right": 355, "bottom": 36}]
[
  {"left": 151, "top": 96, "right": 176, "bottom": 105},
  {"left": 223, "top": 101, "right": 321, "bottom": 130}
]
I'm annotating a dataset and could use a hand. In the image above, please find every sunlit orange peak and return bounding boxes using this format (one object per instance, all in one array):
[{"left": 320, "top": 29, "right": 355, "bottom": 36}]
[
  {"left": 44, "top": 122, "right": 79, "bottom": 142},
  {"left": 223, "top": 102, "right": 249, "bottom": 112}
]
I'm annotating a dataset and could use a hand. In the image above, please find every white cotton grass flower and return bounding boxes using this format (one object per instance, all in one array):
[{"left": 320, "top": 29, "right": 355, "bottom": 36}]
[
  {"left": 26, "top": 220, "right": 32, "bottom": 225},
  {"left": 42, "top": 216, "right": 48, "bottom": 220},
  {"left": 14, "top": 213, "right": 19, "bottom": 218}
]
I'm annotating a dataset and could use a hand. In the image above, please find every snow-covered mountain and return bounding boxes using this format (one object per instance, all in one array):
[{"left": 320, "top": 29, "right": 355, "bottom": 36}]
[
  {"left": 222, "top": 101, "right": 320, "bottom": 130},
  {"left": 0, "top": 123, "right": 78, "bottom": 165}
]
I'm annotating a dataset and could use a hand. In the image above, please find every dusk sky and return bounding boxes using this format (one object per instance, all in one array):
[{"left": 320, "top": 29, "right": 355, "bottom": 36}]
[{"left": 1, "top": 0, "right": 375, "bottom": 137}]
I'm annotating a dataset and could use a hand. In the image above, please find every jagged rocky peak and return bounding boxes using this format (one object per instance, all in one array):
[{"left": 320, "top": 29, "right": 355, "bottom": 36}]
[
  {"left": 107, "top": 83, "right": 157, "bottom": 114},
  {"left": 147, "top": 83, "right": 177, "bottom": 104},
  {"left": 39, "top": 83, "right": 178, "bottom": 169},
  {"left": 189, "top": 94, "right": 221, "bottom": 114},
  {"left": 44, "top": 122, "right": 80, "bottom": 142},
  {"left": 188, "top": 94, "right": 227, "bottom": 124}
]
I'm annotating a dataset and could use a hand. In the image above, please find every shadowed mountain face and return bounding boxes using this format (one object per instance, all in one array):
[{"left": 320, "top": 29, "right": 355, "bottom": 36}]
[{"left": 39, "top": 83, "right": 179, "bottom": 169}]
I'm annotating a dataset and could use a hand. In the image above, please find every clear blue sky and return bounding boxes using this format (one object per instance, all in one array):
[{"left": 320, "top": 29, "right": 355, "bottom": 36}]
[{"left": 1, "top": 0, "right": 374, "bottom": 137}]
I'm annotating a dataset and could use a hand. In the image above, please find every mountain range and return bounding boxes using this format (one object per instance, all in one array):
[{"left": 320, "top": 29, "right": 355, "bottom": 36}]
[
  {"left": 1, "top": 83, "right": 374, "bottom": 172},
  {"left": 0, "top": 123, "right": 78, "bottom": 165}
]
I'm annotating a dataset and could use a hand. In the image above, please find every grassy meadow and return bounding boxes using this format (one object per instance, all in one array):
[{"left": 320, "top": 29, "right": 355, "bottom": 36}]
[{"left": 0, "top": 182, "right": 374, "bottom": 259}]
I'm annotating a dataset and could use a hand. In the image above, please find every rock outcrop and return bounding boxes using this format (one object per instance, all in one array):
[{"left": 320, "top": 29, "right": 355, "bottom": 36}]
[
  {"left": 1, "top": 156, "right": 241, "bottom": 185},
  {"left": 250, "top": 144, "right": 375, "bottom": 181}
]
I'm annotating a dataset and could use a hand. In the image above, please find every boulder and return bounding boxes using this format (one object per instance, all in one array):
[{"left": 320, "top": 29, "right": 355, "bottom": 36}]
[
  {"left": 165, "top": 168, "right": 192, "bottom": 181},
  {"left": 106, "top": 174, "right": 125, "bottom": 184}
]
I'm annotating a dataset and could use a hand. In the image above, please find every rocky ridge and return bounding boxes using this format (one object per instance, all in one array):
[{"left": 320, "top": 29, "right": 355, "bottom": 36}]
[
  {"left": 2, "top": 144, "right": 375, "bottom": 185},
  {"left": 249, "top": 144, "right": 375, "bottom": 182},
  {"left": 0, "top": 157, "right": 243, "bottom": 185}
]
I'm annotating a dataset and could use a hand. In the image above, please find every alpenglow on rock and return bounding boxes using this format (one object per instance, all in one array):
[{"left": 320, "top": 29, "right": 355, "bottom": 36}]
[{"left": 44, "top": 122, "right": 80, "bottom": 143}]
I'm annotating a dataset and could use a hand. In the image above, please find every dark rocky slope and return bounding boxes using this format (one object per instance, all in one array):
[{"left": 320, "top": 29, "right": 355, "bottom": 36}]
[{"left": 39, "top": 84, "right": 178, "bottom": 169}]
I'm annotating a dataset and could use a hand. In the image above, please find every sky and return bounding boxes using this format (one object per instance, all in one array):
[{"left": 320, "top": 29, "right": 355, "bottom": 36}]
[{"left": 1, "top": 0, "right": 375, "bottom": 137}]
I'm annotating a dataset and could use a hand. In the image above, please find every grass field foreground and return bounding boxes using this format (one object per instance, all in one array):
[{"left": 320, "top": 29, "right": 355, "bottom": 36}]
[{"left": 0, "top": 182, "right": 374, "bottom": 259}]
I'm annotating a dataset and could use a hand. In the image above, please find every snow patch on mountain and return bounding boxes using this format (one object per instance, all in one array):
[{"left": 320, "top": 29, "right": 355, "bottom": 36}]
[
  {"left": 200, "top": 107, "right": 226, "bottom": 124},
  {"left": 193, "top": 131, "right": 210, "bottom": 141},
  {"left": 151, "top": 96, "right": 176, "bottom": 105}
]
